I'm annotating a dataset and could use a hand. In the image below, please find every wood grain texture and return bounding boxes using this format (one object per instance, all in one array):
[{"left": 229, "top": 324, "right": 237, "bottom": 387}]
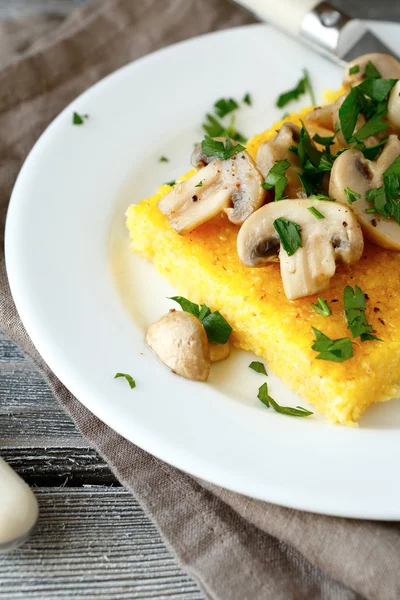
[{"left": 0, "top": 488, "right": 204, "bottom": 599}]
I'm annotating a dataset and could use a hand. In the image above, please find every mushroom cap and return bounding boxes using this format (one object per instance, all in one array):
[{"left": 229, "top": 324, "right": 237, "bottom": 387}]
[
  {"left": 388, "top": 80, "right": 400, "bottom": 130},
  {"left": 329, "top": 135, "right": 400, "bottom": 251},
  {"left": 146, "top": 311, "right": 210, "bottom": 381},
  {"left": 158, "top": 151, "right": 266, "bottom": 234},
  {"left": 344, "top": 53, "right": 400, "bottom": 88},
  {"left": 237, "top": 199, "right": 363, "bottom": 300}
]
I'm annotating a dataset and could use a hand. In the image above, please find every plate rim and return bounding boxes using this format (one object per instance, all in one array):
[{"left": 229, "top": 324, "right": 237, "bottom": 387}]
[{"left": 5, "top": 22, "right": 400, "bottom": 520}]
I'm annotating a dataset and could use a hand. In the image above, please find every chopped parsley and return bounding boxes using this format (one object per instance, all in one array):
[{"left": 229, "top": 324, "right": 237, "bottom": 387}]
[
  {"left": 159, "top": 156, "right": 169, "bottom": 162},
  {"left": 354, "top": 138, "right": 387, "bottom": 161},
  {"left": 356, "top": 78, "right": 397, "bottom": 103},
  {"left": 165, "top": 180, "right": 176, "bottom": 186},
  {"left": 243, "top": 92, "right": 252, "bottom": 105},
  {"left": 202, "top": 113, "right": 246, "bottom": 143},
  {"left": 195, "top": 180, "right": 203, "bottom": 188},
  {"left": 307, "top": 206, "right": 325, "bottom": 219},
  {"left": 276, "top": 68, "right": 315, "bottom": 108},
  {"left": 310, "top": 193, "right": 336, "bottom": 201},
  {"left": 201, "top": 135, "right": 245, "bottom": 161},
  {"left": 261, "top": 160, "right": 290, "bottom": 200},
  {"left": 365, "top": 60, "right": 381, "bottom": 79},
  {"left": 311, "top": 297, "right": 331, "bottom": 317},
  {"left": 345, "top": 187, "right": 361, "bottom": 204},
  {"left": 72, "top": 112, "right": 88, "bottom": 125},
  {"left": 169, "top": 296, "right": 232, "bottom": 344},
  {"left": 349, "top": 65, "right": 360, "bottom": 75},
  {"left": 114, "top": 373, "right": 136, "bottom": 389},
  {"left": 311, "top": 328, "right": 353, "bottom": 362},
  {"left": 214, "top": 98, "right": 239, "bottom": 118},
  {"left": 257, "top": 382, "right": 313, "bottom": 417},
  {"left": 312, "top": 131, "right": 336, "bottom": 149},
  {"left": 365, "top": 155, "right": 400, "bottom": 223},
  {"left": 273, "top": 218, "right": 302, "bottom": 257},
  {"left": 249, "top": 361, "right": 268, "bottom": 375},
  {"left": 343, "top": 285, "right": 381, "bottom": 342}
]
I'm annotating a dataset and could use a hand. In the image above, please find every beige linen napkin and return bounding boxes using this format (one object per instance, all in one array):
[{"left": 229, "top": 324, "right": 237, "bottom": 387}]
[{"left": 1, "top": 1, "right": 400, "bottom": 598}]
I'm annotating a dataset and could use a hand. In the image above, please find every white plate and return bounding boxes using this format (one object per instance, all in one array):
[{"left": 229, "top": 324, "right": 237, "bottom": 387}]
[{"left": 6, "top": 23, "right": 400, "bottom": 520}]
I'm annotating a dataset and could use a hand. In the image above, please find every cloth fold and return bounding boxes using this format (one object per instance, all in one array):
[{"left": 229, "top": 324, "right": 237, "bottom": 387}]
[{"left": 1, "top": 2, "right": 400, "bottom": 599}]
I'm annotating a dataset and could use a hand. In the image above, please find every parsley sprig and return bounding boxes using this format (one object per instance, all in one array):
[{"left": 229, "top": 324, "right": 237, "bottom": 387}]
[
  {"left": 366, "top": 155, "right": 400, "bottom": 223},
  {"left": 169, "top": 296, "right": 232, "bottom": 344},
  {"left": 343, "top": 286, "right": 381, "bottom": 342},
  {"left": 201, "top": 135, "right": 246, "bottom": 161},
  {"left": 258, "top": 382, "right": 313, "bottom": 417},
  {"left": 273, "top": 218, "right": 302, "bottom": 256},
  {"left": 261, "top": 160, "right": 290, "bottom": 200},
  {"left": 312, "top": 328, "right": 353, "bottom": 362},
  {"left": 276, "top": 69, "right": 316, "bottom": 108}
]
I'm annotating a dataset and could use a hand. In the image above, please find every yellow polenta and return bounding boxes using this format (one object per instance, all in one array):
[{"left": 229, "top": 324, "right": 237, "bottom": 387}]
[{"left": 126, "top": 107, "right": 400, "bottom": 424}]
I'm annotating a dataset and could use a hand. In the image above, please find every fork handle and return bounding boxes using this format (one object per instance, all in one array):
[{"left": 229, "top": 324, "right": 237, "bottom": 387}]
[{"left": 235, "top": 0, "right": 320, "bottom": 35}]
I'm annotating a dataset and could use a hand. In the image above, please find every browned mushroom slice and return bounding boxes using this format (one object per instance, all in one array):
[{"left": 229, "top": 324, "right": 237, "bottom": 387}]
[
  {"left": 158, "top": 151, "right": 266, "bottom": 234},
  {"left": 237, "top": 199, "right": 363, "bottom": 300},
  {"left": 329, "top": 135, "right": 400, "bottom": 251}
]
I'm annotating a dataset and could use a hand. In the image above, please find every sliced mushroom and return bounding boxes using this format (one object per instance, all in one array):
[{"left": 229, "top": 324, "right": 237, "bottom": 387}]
[
  {"left": 306, "top": 105, "right": 336, "bottom": 131},
  {"left": 191, "top": 137, "right": 229, "bottom": 169},
  {"left": 344, "top": 53, "right": 400, "bottom": 89},
  {"left": 209, "top": 340, "right": 231, "bottom": 362},
  {"left": 256, "top": 123, "right": 305, "bottom": 198},
  {"left": 158, "top": 150, "right": 266, "bottom": 234},
  {"left": 237, "top": 199, "right": 363, "bottom": 300},
  {"left": 329, "top": 135, "right": 400, "bottom": 250},
  {"left": 146, "top": 310, "right": 210, "bottom": 381},
  {"left": 388, "top": 80, "right": 400, "bottom": 130}
]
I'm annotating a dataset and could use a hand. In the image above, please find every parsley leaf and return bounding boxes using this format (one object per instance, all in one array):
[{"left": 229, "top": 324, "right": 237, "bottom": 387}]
[
  {"left": 276, "top": 69, "right": 315, "bottom": 108},
  {"left": 343, "top": 285, "right": 381, "bottom": 341},
  {"left": 195, "top": 180, "right": 203, "bottom": 188},
  {"left": 298, "top": 123, "right": 322, "bottom": 167},
  {"left": 249, "top": 361, "right": 268, "bottom": 375},
  {"left": 310, "top": 193, "right": 336, "bottom": 201},
  {"left": 114, "top": 373, "right": 136, "bottom": 389},
  {"left": 354, "top": 138, "right": 387, "bottom": 161},
  {"left": 202, "top": 113, "right": 246, "bottom": 143},
  {"left": 365, "top": 60, "right": 381, "bottom": 79},
  {"left": 273, "top": 218, "right": 302, "bottom": 256},
  {"left": 214, "top": 98, "right": 239, "bottom": 118},
  {"left": 72, "top": 112, "right": 88, "bottom": 125},
  {"left": 201, "top": 311, "right": 232, "bottom": 344},
  {"left": 366, "top": 186, "right": 387, "bottom": 215},
  {"left": 339, "top": 87, "right": 366, "bottom": 142},
  {"left": 312, "top": 132, "right": 336, "bottom": 148},
  {"left": 257, "top": 382, "right": 313, "bottom": 417},
  {"left": 352, "top": 104, "right": 389, "bottom": 141},
  {"left": 307, "top": 206, "right": 325, "bottom": 219},
  {"left": 349, "top": 65, "right": 360, "bottom": 75},
  {"left": 169, "top": 297, "right": 232, "bottom": 344},
  {"left": 201, "top": 135, "right": 245, "bottom": 161},
  {"left": 165, "top": 180, "right": 176, "bottom": 186},
  {"left": 261, "top": 160, "right": 290, "bottom": 200},
  {"left": 169, "top": 296, "right": 201, "bottom": 318},
  {"left": 311, "top": 328, "right": 353, "bottom": 362},
  {"left": 345, "top": 187, "right": 361, "bottom": 204},
  {"left": 159, "top": 156, "right": 169, "bottom": 162},
  {"left": 311, "top": 297, "right": 331, "bottom": 316},
  {"left": 356, "top": 78, "right": 397, "bottom": 103},
  {"left": 243, "top": 92, "right": 252, "bottom": 105}
]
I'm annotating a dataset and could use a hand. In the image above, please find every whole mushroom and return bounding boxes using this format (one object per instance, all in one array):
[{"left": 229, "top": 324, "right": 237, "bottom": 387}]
[
  {"left": 237, "top": 199, "right": 364, "bottom": 300},
  {"left": 329, "top": 134, "right": 400, "bottom": 250},
  {"left": 158, "top": 146, "right": 267, "bottom": 234},
  {"left": 146, "top": 310, "right": 210, "bottom": 381}
]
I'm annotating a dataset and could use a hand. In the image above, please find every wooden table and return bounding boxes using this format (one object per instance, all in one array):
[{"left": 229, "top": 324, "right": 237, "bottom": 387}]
[{"left": 0, "top": 0, "right": 397, "bottom": 597}]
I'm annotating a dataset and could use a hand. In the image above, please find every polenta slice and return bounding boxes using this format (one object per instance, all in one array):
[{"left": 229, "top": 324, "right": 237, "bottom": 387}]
[{"left": 126, "top": 111, "right": 400, "bottom": 425}]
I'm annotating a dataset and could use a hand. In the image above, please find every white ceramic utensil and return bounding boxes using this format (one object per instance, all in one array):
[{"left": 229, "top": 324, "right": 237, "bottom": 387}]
[
  {"left": 0, "top": 456, "right": 38, "bottom": 553},
  {"left": 234, "top": 0, "right": 397, "bottom": 64}
]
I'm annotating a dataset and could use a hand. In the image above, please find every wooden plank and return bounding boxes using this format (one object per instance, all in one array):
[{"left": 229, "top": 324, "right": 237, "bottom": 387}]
[
  {"left": 0, "top": 488, "right": 204, "bottom": 599},
  {"left": 0, "top": 447, "right": 118, "bottom": 486}
]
